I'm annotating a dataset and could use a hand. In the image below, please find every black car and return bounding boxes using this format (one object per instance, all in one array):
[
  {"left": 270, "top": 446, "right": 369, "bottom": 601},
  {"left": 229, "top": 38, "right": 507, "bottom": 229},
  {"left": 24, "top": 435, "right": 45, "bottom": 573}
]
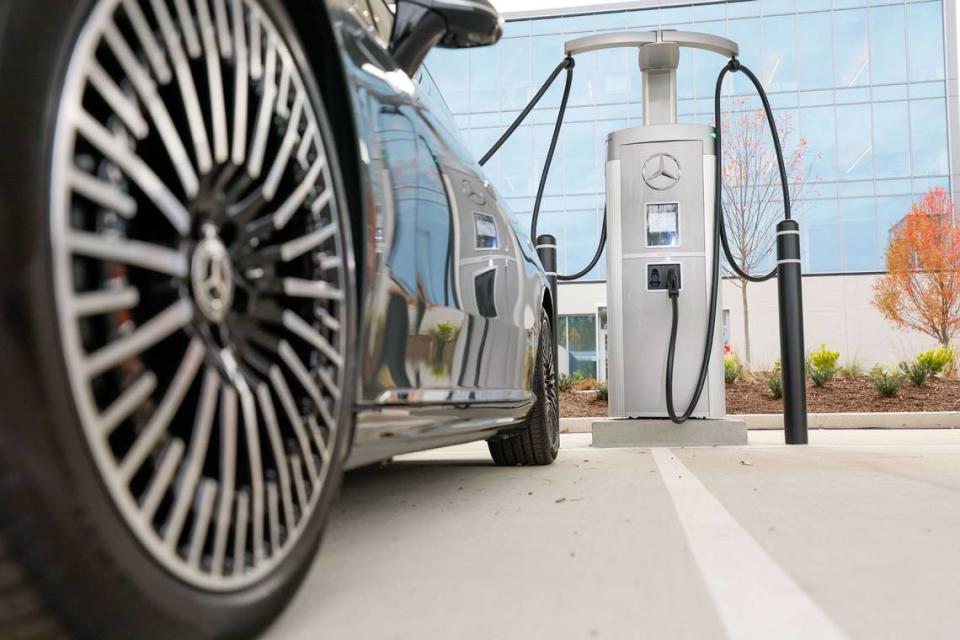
[{"left": 0, "top": 0, "right": 558, "bottom": 637}]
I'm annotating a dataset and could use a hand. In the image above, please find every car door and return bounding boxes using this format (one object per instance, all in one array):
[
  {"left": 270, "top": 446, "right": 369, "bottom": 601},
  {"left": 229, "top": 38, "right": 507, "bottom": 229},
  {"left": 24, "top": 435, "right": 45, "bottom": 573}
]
[
  {"left": 329, "top": 0, "right": 540, "bottom": 406},
  {"left": 415, "top": 66, "right": 534, "bottom": 395}
]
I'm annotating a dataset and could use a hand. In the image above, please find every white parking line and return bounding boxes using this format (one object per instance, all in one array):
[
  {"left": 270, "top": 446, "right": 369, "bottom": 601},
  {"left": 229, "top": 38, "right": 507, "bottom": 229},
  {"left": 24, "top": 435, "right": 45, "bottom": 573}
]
[{"left": 651, "top": 448, "right": 849, "bottom": 640}]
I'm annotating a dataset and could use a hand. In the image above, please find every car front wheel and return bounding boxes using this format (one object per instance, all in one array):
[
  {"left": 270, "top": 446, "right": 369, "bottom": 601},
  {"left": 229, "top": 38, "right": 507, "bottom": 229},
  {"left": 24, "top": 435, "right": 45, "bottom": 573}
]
[
  {"left": 0, "top": 0, "right": 355, "bottom": 637},
  {"left": 488, "top": 310, "right": 560, "bottom": 466}
]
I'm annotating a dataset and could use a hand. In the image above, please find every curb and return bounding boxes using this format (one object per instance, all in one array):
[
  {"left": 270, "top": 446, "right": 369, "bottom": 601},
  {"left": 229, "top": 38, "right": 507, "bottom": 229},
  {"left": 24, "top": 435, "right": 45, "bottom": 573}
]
[{"left": 561, "top": 412, "right": 960, "bottom": 433}]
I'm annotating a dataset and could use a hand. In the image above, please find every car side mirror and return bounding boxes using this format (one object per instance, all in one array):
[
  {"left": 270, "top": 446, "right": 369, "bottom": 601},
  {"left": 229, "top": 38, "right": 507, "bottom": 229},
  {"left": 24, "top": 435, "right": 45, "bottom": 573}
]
[{"left": 390, "top": 0, "right": 503, "bottom": 77}]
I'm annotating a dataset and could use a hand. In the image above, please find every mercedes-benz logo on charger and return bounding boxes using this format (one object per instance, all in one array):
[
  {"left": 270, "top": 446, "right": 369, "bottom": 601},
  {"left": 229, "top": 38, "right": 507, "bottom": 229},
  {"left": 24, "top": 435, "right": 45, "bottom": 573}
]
[{"left": 642, "top": 153, "right": 682, "bottom": 191}]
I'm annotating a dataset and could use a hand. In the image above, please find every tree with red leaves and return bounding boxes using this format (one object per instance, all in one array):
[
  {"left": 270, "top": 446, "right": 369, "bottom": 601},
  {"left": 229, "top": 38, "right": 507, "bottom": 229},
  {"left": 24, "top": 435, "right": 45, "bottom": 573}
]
[{"left": 873, "top": 187, "right": 960, "bottom": 348}]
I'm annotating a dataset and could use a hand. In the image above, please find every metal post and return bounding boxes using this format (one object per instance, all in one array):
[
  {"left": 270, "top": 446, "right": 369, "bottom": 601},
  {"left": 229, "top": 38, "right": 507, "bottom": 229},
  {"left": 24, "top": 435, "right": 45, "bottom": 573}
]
[
  {"left": 536, "top": 234, "right": 558, "bottom": 331},
  {"left": 776, "top": 219, "right": 808, "bottom": 444}
]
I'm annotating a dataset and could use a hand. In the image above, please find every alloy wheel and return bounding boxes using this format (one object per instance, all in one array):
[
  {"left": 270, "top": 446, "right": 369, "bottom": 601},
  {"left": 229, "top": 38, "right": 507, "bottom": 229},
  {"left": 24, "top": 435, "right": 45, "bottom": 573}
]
[{"left": 50, "top": 0, "right": 349, "bottom": 591}]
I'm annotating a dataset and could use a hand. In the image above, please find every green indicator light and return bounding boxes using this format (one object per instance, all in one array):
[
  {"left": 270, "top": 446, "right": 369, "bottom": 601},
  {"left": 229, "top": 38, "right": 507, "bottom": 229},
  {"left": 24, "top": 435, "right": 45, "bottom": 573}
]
[{"left": 710, "top": 131, "right": 717, "bottom": 139}]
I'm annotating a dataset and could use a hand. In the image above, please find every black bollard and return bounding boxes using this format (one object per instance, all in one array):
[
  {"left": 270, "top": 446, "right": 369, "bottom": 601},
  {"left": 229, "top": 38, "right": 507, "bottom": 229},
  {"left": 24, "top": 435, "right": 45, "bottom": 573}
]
[{"left": 776, "top": 219, "right": 808, "bottom": 444}]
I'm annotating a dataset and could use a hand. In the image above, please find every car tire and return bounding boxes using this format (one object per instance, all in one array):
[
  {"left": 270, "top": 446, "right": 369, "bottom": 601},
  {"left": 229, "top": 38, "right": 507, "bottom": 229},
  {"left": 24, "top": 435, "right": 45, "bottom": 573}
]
[
  {"left": 488, "top": 311, "right": 560, "bottom": 466},
  {"left": 0, "top": 0, "right": 356, "bottom": 638}
]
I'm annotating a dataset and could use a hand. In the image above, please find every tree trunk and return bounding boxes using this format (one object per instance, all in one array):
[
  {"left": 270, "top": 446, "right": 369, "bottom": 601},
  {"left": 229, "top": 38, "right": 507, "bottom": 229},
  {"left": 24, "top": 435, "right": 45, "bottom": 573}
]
[{"left": 740, "top": 279, "right": 752, "bottom": 367}]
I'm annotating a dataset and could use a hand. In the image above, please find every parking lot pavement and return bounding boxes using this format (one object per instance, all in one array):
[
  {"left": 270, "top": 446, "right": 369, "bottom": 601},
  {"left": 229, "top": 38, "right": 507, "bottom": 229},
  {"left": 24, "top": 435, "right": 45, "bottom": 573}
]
[{"left": 264, "top": 430, "right": 960, "bottom": 640}]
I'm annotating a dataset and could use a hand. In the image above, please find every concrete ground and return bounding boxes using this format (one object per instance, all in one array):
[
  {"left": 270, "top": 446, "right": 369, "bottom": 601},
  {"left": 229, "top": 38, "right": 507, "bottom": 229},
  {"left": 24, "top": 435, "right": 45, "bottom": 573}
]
[{"left": 264, "top": 430, "right": 960, "bottom": 640}]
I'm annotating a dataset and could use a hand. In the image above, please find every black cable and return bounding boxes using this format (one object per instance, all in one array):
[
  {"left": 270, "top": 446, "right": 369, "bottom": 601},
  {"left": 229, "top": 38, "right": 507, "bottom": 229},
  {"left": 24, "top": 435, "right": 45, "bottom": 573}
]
[
  {"left": 480, "top": 57, "right": 573, "bottom": 167},
  {"left": 714, "top": 59, "right": 791, "bottom": 283},
  {"left": 529, "top": 58, "right": 574, "bottom": 243},
  {"left": 480, "top": 56, "right": 607, "bottom": 281},
  {"left": 665, "top": 57, "right": 790, "bottom": 423}
]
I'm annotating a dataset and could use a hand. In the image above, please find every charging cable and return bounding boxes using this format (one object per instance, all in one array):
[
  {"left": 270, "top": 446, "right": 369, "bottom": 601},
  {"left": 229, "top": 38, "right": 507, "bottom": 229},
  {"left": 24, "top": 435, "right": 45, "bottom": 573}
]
[
  {"left": 480, "top": 56, "right": 608, "bottom": 281},
  {"left": 663, "top": 57, "right": 792, "bottom": 423}
]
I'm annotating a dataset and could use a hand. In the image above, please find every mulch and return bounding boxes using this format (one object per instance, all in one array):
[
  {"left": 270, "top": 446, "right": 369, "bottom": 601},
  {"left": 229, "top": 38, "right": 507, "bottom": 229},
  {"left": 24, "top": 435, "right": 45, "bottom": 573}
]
[{"left": 560, "top": 375, "right": 960, "bottom": 418}]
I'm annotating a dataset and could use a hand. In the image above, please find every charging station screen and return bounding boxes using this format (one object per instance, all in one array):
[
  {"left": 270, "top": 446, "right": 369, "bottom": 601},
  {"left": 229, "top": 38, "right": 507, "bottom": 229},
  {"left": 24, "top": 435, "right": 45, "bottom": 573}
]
[{"left": 646, "top": 203, "right": 680, "bottom": 247}]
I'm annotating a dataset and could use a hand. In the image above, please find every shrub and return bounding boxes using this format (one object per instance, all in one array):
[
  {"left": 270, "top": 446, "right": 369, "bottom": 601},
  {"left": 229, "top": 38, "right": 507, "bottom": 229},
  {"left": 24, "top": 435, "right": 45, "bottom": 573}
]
[
  {"left": 595, "top": 381, "right": 608, "bottom": 401},
  {"left": 558, "top": 373, "right": 575, "bottom": 392},
  {"left": 766, "top": 374, "right": 783, "bottom": 399},
  {"left": 868, "top": 365, "right": 906, "bottom": 397},
  {"left": 724, "top": 355, "right": 741, "bottom": 384},
  {"left": 806, "top": 343, "right": 839, "bottom": 387},
  {"left": 838, "top": 361, "right": 863, "bottom": 378},
  {"left": 899, "top": 360, "right": 929, "bottom": 387},
  {"left": 810, "top": 343, "right": 840, "bottom": 370},
  {"left": 917, "top": 346, "right": 955, "bottom": 376},
  {"left": 572, "top": 377, "right": 598, "bottom": 391}
]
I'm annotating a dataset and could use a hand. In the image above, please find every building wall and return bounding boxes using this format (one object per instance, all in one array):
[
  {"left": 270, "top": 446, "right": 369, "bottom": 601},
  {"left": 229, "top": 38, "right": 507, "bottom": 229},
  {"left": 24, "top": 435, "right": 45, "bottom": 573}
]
[
  {"left": 556, "top": 276, "right": 936, "bottom": 374},
  {"left": 721, "top": 275, "right": 935, "bottom": 368},
  {"left": 427, "top": 0, "right": 953, "bottom": 280}
]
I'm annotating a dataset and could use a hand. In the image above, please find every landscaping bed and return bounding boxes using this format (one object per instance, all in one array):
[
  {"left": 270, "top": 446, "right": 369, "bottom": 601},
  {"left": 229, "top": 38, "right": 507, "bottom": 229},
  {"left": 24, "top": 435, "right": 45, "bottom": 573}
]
[{"left": 559, "top": 375, "right": 960, "bottom": 418}]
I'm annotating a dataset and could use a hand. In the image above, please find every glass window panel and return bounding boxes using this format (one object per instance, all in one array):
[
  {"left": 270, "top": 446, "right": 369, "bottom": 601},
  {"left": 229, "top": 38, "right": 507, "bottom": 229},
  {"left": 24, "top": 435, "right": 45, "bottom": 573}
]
[
  {"left": 557, "top": 315, "right": 567, "bottom": 346},
  {"left": 910, "top": 82, "right": 946, "bottom": 99},
  {"left": 872, "top": 84, "right": 908, "bottom": 101},
  {"left": 727, "top": 18, "right": 762, "bottom": 95},
  {"left": 837, "top": 180, "right": 874, "bottom": 197},
  {"left": 800, "top": 106, "right": 837, "bottom": 181},
  {"left": 913, "top": 176, "right": 949, "bottom": 195},
  {"left": 872, "top": 101, "right": 910, "bottom": 178},
  {"left": 869, "top": 5, "right": 907, "bottom": 84},
  {"left": 836, "top": 103, "right": 873, "bottom": 179},
  {"left": 797, "top": 13, "right": 833, "bottom": 89},
  {"left": 562, "top": 122, "right": 597, "bottom": 195},
  {"left": 565, "top": 314, "right": 597, "bottom": 378},
  {"left": 594, "top": 47, "right": 632, "bottom": 105},
  {"left": 799, "top": 0, "right": 831, "bottom": 11},
  {"left": 626, "top": 7, "right": 659, "bottom": 29},
  {"left": 833, "top": 9, "right": 869, "bottom": 88},
  {"left": 500, "top": 127, "right": 532, "bottom": 197},
  {"left": 798, "top": 89, "right": 834, "bottom": 107},
  {"left": 906, "top": 2, "right": 945, "bottom": 81},
  {"left": 876, "top": 195, "right": 913, "bottom": 249},
  {"left": 841, "top": 198, "right": 880, "bottom": 271},
  {"left": 833, "top": 0, "right": 867, "bottom": 8},
  {"left": 529, "top": 17, "right": 564, "bottom": 35},
  {"left": 694, "top": 4, "right": 725, "bottom": 21},
  {"left": 425, "top": 50, "right": 470, "bottom": 113},
  {"left": 763, "top": 0, "right": 795, "bottom": 14},
  {"left": 836, "top": 87, "right": 870, "bottom": 104},
  {"left": 910, "top": 99, "right": 949, "bottom": 176},
  {"left": 728, "top": 1, "right": 761, "bottom": 18},
  {"left": 805, "top": 199, "right": 842, "bottom": 272},
  {"left": 593, "top": 11, "right": 626, "bottom": 32},
  {"left": 875, "top": 179, "right": 912, "bottom": 196},
  {"left": 762, "top": 14, "right": 797, "bottom": 93},
  {"left": 568, "top": 49, "right": 597, "bottom": 107},
  {"left": 660, "top": 6, "right": 693, "bottom": 25},
  {"left": 468, "top": 46, "right": 498, "bottom": 111},
  {"left": 562, "top": 14, "right": 594, "bottom": 34},
  {"left": 499, "top": 37, "right": 531, "bottom": 111},
  {"left": 502, "top": 20, "right": 530, "bottom": 39}
]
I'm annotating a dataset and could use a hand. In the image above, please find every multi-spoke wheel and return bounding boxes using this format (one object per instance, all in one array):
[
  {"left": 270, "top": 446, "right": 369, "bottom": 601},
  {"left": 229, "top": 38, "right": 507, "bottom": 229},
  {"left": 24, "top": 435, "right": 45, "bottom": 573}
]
[
  {"left": 487, "top": 310, "right": 559, "bottom": 466},
  {"left": 0, "top": 0, "right": 355, "bottom": 637}
]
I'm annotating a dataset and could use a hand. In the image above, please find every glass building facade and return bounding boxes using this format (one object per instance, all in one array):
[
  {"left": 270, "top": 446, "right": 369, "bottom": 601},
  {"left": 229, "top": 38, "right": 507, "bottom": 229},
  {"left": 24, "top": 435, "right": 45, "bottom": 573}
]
[{"left": 427, "top": 0, "right": 951, "bottom": 280}]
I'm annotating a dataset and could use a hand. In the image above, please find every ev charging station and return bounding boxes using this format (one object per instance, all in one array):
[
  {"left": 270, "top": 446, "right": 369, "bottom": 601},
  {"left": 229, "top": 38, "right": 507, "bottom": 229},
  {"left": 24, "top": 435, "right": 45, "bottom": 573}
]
[{"left": 482, "top": 30, "right": 809, "bottom": 445}]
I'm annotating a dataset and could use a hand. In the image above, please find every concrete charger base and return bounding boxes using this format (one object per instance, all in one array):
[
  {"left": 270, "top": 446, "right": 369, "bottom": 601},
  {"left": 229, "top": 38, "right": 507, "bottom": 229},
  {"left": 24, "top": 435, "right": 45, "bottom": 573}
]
[{"left": 592, "top": 417, "right": 748, "bottom": 448}]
